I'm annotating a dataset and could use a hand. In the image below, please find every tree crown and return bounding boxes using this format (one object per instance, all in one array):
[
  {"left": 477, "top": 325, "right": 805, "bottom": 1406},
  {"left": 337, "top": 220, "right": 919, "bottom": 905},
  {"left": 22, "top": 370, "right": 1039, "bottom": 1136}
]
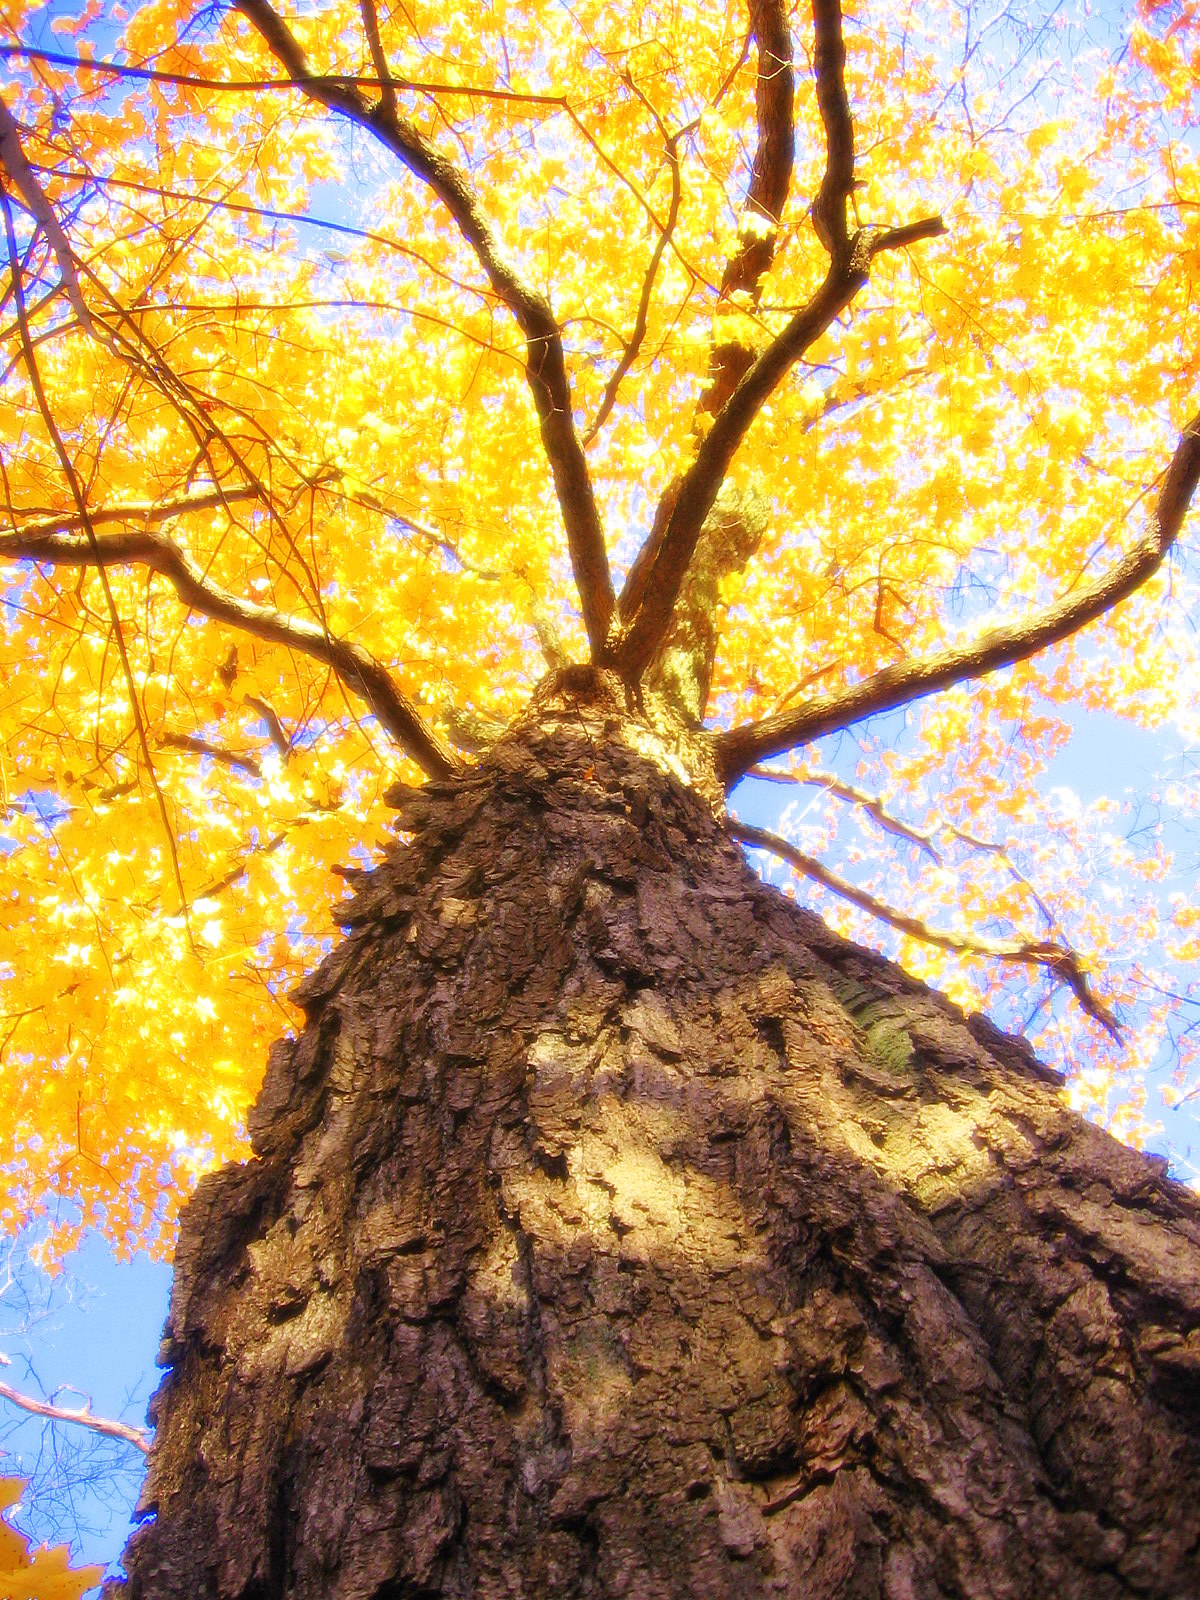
[{"left": 0, "top": 0, "right": 1198, "bottom": 1249}]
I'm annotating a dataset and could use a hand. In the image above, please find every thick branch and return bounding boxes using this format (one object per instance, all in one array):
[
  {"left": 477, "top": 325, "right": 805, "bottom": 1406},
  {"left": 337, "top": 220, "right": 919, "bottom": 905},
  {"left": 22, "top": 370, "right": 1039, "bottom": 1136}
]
[
  {"left": 730, "top": 818, "right": 1121, "bottom": 1038},
  {"left": 358, "top": 0, "right": 396, "bottom": 120},
  {"left": 232, "top": 0, "right": 615, "bottom": 658},
  {"left": 615, "top": 0, "right": 874, "bottom": 684},
  {"left": 716, "top": 411, "right": 1200, "bottom": 784},
  {"left": 616, "top": 263, "right": 864, "bottom": 681},
  {"left": 721, "top": 0, "right": 795, "bottom": 300},
  {"left": 0, "top": 520, "right": 461, "bottom": 779}
]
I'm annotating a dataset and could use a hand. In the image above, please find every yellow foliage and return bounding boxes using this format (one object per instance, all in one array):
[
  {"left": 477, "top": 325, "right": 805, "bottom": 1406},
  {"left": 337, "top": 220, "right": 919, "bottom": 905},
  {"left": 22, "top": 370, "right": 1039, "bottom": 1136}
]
[
  {"left": 0, "top": 0, "right": 1196, "bottom": 1250},
  {"left": 0, "top": 1480, "right": 103, "bottom": 1600}
]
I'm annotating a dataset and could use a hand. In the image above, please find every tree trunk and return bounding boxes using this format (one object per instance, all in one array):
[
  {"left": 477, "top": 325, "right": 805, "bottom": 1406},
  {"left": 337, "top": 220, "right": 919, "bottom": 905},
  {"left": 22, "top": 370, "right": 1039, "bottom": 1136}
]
[{"left": 112, "top": 678, "right": 1200, "bottom": 1600}]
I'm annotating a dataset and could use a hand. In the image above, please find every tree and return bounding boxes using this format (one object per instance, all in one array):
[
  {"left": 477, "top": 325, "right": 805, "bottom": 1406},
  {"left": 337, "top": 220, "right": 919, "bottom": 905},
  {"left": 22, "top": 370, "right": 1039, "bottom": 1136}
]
[{"left": 1, "top": 0, "right": 1199, "bottom": 1592}]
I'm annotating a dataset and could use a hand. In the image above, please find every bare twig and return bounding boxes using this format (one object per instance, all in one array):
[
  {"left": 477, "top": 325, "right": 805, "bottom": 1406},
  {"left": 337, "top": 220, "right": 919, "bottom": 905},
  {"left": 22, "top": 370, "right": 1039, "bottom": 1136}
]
[
  {"left": 1, "top": 178, "right": 193, "bottom": 931},
  {"left": 160, "top": 731, "right": 263, "bottom": 776},
  {"left": 746, "top": 764, "right": 943, "bottom": 859},
  {"left": 244, "top": 694, "right": 291, "bottom": 759},
  {"left": 584, "top": 92, "right": 683, "bottom": 443},
  {"left": 9, "top": 487, "right": 261, "bottom": 541},
  {"left": 730, "top": 817, "right": 1122, "bottom": 1038},
  {"left": 748, "top": 763, "right": 1058, "bottom": 923},
  {"left": 0, "top": 45, "right": 565, "bottom": 105},
  {"left": 716, "top": 410, "right": 1200, "bottom": 783},
  {"left": 0, "top": 1368, "right": 150, "bottom": 1455}
]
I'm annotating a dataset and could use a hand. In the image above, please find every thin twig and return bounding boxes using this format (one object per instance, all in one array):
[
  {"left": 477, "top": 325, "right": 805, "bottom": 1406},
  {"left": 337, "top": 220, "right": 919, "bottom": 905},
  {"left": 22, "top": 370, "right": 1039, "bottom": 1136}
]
[
  {"left": 730, "top": 816, "right": 1122, "bottom": 1039},
  {"left": 0, "top": 177, "right": 193, "bottom": 935},
  {"left": 583, "top": 85, "right": 683, "bottom": 444}
]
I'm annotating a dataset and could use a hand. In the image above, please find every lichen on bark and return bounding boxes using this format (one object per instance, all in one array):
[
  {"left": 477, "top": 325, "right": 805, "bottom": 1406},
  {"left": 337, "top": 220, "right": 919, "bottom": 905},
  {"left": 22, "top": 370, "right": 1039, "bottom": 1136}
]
[{"left": 110, "top": 685, "right": 1200, "bottom": 1599}]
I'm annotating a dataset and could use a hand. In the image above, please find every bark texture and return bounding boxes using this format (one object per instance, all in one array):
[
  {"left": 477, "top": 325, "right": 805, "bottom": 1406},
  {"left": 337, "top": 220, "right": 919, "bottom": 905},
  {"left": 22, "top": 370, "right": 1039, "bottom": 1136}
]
[{"left": 113, "top": 686, "right": 1200, "bottom": 1599}]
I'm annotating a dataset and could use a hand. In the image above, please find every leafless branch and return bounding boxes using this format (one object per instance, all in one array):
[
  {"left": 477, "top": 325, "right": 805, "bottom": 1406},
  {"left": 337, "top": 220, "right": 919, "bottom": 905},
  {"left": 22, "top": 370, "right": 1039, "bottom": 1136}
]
[
  {"left": 747, "top": 764, "right": 942, "bottom": 859},
  {"left": 810, "top": 0, "right": 854, "bottom": 259},
  {"left": 358, "top": 0, "right": 396, "bottom": 120},
  {"left": 716, "top": 410, "right": 1200, "bottom": 783},
  {"left": 10, "top": 487, "right": 261, "bottom": 541},
  {"left": 0, "top": 45, "right": 565, "bottom": 105},
  {"left": 748, "top": 763, "right": 1058, "bottom": 924},
  {"left": 0, "top": 519, "right": 461, "bottom": 780},
  {"left": 232, "top": 0, "right": 615, "bottom": 659},
  {"left": 865, "top": 216, "right": 948, "bottom": 255},
  {"left": 0, "top": 1369, "right": 150, "bottom": 1455},
  {"left": 616, "top": 266, "right": 864, "bottom": 681},
  {"left": 243, "top": 694, "right": 291, "bottom": 759},
  {"left": 730, "top": 817, "right": 1122, "bottom": 1039}
]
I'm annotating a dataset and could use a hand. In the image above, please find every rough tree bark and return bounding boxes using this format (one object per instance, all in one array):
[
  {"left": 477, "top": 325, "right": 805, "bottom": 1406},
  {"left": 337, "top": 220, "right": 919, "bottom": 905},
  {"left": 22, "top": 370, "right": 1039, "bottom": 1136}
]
[{"left": 111, "top": 672, "right": 1200, "bottom": 1599}]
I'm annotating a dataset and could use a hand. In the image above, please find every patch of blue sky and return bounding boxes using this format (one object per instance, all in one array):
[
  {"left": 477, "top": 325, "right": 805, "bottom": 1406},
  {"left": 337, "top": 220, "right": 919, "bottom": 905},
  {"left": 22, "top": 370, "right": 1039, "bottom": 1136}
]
[{"left": 0, "top": 1221, "right": 169, "bottom": 1590}]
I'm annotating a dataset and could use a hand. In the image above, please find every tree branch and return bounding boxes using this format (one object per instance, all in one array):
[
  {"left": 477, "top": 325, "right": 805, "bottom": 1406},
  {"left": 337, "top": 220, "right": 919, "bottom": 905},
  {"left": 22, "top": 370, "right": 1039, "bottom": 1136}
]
[
  {"left": 716, "top": 410, "right": 1200, "bottom": 783},
  {"left": 0, "top": 519, "right": 461, "bottom": 780},
  {"left": 244, "top": 693, "right": 292, "bottom": 759},
  {"left": 746, "top": 764, "right": 943, "bottom": 859},
  {"left": 160, "top": 731, "right": 263, "bottom": 776},
  {"left": 358, "top": 0, "right": 396, "bottom": 120},
  {"left": 10, "top": 486, "right": 261, "bottom": 541},
  {"left": 721, "top": 0, "right": 795, "bottom": 301},
  {"left": 729, "top": 817, "right": 1122, "bottom": 1039},
  {"left": 231, "top": 0, "right": 615, "bottom": 659},
  {"left": 0, "top": 1368, "right": 150, "bottom": 1454},
  {"left": 616, "top": 262, "right": 865, "bottom": 682},
  {"left": 1, "top": 176, "right": 195, "bottom": 933},
  {"left": 0, "top": 100, "right": 92, "bottom": 334},
  {"left": 584, "top": 98, "right": 683, "bottom": 444},
  {"left": 614, "top": 0, "right": 944, "bottom": 685},
  {"left": 747, "top": 763, "right": 1059, "bottom": 924},
  {"left": 810, "top": 0, "right": 854, "bottom": 260},
  {"left": 0, "top": 45, "right": 567, "bottom": 106}
]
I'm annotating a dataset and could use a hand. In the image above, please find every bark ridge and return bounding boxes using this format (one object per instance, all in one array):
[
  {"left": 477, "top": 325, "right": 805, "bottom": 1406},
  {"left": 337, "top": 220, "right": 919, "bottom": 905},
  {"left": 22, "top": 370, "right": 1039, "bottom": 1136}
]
[{"left": 113, "top": 710, "right": 1200, "bottom": 1599}]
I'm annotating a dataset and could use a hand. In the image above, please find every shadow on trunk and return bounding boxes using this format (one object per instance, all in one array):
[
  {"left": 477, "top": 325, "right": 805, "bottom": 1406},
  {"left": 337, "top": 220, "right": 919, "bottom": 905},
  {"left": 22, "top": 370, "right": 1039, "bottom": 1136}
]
[{"left": 107, "top": 696, "right": 1200, "bottom": 1599}]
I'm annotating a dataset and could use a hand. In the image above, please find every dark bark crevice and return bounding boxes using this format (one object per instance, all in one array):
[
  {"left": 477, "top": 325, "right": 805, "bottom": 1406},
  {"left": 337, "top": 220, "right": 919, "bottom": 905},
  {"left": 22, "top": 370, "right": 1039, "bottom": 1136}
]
[{"left": 109, "top": 703, "right": 1200, "bottom": 1599}]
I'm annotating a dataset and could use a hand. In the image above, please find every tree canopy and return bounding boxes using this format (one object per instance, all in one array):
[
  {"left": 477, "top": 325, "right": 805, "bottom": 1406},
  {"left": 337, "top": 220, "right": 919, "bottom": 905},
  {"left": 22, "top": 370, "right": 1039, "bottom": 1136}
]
[{"left": 0, "top": 0, "right": 1198, "bottom": 1254}]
